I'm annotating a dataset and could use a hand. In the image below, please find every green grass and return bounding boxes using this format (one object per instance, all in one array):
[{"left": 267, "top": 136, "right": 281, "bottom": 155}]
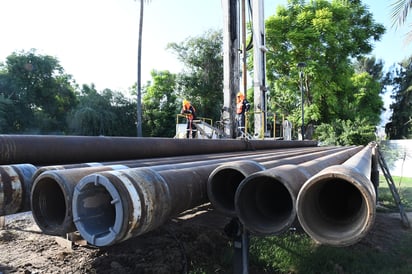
[
  {"left": 190, "top": 175, "right": 412, "bottom": 273},
  {"left": 249, "top": 231, "right": 412, "bottom": 274},
  {"left": 378, "top": 175, "right": 412, "bottom": 211},
  {"left": 246, "top": 175, "right": 412, "bottom": 274}
]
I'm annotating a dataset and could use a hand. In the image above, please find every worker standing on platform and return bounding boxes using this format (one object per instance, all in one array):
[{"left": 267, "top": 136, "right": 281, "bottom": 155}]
[
  {"left": 181, "top": 99, "right": 197, "bottom": 138},
  {"left": 236, "top": 92, "right": 250, "bottom": 137}
]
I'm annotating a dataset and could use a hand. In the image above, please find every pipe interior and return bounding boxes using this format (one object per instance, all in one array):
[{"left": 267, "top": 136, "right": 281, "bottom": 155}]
[
  {"left": 210, "top": 168, "right": 246, "bottom": 212},
  {"left": 237, "top": 176, "right": 293, "bottom": 233},
  {"left": 74, "top": 183, "right": 116, "bottom": 238},
  {"left": 300, "top": 178, "right": 365, "bottom": 238},
  {"left": 32, "top": 178, "right": 66, "bottom": 227}
]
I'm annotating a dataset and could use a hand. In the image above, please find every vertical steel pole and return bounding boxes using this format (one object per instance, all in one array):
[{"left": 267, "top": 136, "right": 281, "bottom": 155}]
[
  {"left": 252, "top": 0, "right": 267, "bottom": 138},
  {"left": 298, "top": 62, "right": 306, "bottom": 140},
  {"left": 136, "top": 0, "right": 144, "bottom": 137},
  {"left": 300, "top": 71, "right": 304, "bottom": 140},
  {"left": 222, "top": 0, "right": 240, "bottom": 138}
]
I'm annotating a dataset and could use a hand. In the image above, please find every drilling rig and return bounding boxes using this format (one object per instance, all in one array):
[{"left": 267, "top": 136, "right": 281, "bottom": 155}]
[
  {"left": 175, "top": 0, "right": 268, "bottom": 140},
  {"left": 222, "top": 0, "right": 267, "bottom": 139}
]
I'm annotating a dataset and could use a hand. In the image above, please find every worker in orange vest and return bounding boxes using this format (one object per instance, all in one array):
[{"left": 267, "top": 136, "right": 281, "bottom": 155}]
[
  {"left": 181, "top": 99, "right": 197, "bottom": 138},
  {"left": 236, "top": 92, "right": 250, "bottom": 137}
]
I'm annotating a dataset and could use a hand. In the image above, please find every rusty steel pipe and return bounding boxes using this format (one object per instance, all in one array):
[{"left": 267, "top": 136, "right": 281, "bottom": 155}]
[
  {"left": 30, "top": 148, "right": 320, "bottom": 236},
  {"left": 296, "top": 144, "right": 376, "bottom": 246},
  {"left": 31, "top": 165, "right": 128, "bottom": 236},
  {"left": 70, "top": 147, "right": 330, "bottom": 246},
  {"left": 0, "top": 134, "right": 317, "bottom": 165},
  {"left": 32, "top": 162, "right": 104, "bottom": 182},
  {"left": 72, "top": 165, "right": 218, "bottom": 246},
  {"left": 207, "top": 146, "right": 355, "bottom": 216},
  {"left": 31, "top": 147, "right": 319, "bottom": 181},
  {"left": 234, "top": 146, "right": 363, "bottom": 236},
  {"left": 0, "top": 164, "right": 37, "bottom": 216}
]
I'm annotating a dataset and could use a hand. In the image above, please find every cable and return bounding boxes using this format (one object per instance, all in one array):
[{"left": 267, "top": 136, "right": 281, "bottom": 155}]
[{"left": 245, "top": 0, "right": 254, "bottom": 52}]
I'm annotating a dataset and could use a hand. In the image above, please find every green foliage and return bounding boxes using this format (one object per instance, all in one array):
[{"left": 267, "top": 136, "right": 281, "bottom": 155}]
[
  {"left": 0, "top": 1, "right": 392, "bottom": 140},
  {"left": 0, "top": 94, "right": 12, "bottom": 130},
  {"left": 383, "top": 56, "right": 412, "bottom": 139},
  {"left": 350, "top": 72, "right": 384, "bottom": 125},
  {"left": 354, "top": 56, "right": 384, "bottom": 80},
  {"left": 314, "top": 118, "right": 376, "bottom": 145},
  {"left": 168, "top": 29, "right": 223, "bottom": 122},
  {"left": 0, "top": 49, "right": 77, "bottom": 133},
  {"left": 142, "top": 70, "right": 179, "bottom": 137},
  {"left": 264, "top": 0, "right": 385, "bottom": 134},
  {"left": 67, "top": 84, "right": 136, "bottom": 136}
]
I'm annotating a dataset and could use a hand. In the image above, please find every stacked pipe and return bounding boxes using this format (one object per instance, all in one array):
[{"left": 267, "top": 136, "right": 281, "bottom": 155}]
[
  {"left": 207, "top": 143, "right": 377, "bottom": 247},
  {"left": 233, "top": 146, "right": 363, "bottom": 235},
  {"left": 44, "top": 148, "right": 331, "bottom": 244},
  {"left": 0, "top": 164, "right": 37, "bottom": 216},
  {"left": 296, "top": 144, "right": 376, "bottom": 246},
  {"left": 2, "top": 148, "right": 312, "bottom": 219},
  {"left": 0, "top": 135, "right": 378, "bottom": 248},
  {"left": 31, "top": 148, "right": 319, "bottom": 236},
  {"left": 0, "top": 136, "right": 317, "bottom": 219},
  {"left": 0, "top": 134, "right": 318, "bottom": 165},
  {"left": 206, "top": 146, "right": 361, "bottom": 216}
]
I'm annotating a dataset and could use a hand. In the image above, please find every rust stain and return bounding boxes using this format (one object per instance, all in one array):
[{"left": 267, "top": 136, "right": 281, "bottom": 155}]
[
  {"left": 0, "top": 167, "right": 13, "bottom": 205},
  {"left": 0, "top": 166, "right": 20, "bottom": 215}
]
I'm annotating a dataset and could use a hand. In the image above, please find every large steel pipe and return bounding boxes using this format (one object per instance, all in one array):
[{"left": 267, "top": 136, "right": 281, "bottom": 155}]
[
  {"left": 31, "top": 165, "right": 128, "bottom": 236},
  {"left": 0, "top": 164, "right": 37, "bottom": 216},
  {"left": 296, "top": 144, "right": 376, "bottom": 246},
  {"left": 31, "top": 147, "right": 318, "bottom": 181},
  {"left": 0, "top": 135, "right": 317, "bottom": 165},
  {"left": 71, "top": 146, "right": 335, "bottom": 246},
  {"left": 31, "top": 148, "right": 317, "bottom": 236},
  {"left": 207, "top": 146, "right": 355, "bottom": 216},
  {"left": 72, "top": 164, "right": 218, "bottom": 246},
  {"left": 70, "top": 148, "right": 327, "bottom": 246},
  {"left": 234, "top": 146, "right": 363, "bottom": 235},
  {"left": 32, "top": 162, "right": 104, "bottom": 182}
]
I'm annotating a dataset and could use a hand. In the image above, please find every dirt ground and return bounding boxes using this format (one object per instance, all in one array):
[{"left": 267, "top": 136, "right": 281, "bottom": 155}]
[{"left": 0, "top": 204, "right": 411, "bottom": 274}]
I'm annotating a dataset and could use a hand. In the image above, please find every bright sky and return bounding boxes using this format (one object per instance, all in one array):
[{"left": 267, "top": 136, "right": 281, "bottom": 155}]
[{"left": 0, "top": 0, "right": 411, "bottom": 94}]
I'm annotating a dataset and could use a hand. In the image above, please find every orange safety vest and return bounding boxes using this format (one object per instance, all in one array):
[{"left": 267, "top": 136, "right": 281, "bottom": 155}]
[
  {"left": 236, "top": 100, "right": 244, "bottom": 114},
  {"left": 182, "top": 105, "right": 196, "bottom": 120}
]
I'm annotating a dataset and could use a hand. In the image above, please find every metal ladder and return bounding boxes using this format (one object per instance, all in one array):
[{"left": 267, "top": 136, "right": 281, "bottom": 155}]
[{"left": 377, "top": 147, "right": 410, "bottom": 228}]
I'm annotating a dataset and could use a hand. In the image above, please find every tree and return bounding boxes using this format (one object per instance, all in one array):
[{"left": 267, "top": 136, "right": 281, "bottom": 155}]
[
  {"left": 110, "top": 91, "right": 138, "bottom": 136},
  {"left": 264, "top": 0, "right": 385, "bottom": 143},
  {"left": 354, "top": 56, "right": 384, "bottom": 81},
  {"left": 391, "top": 0, "right": 412, "bottom": 43},
  {"left": 67, "top": 84, "right": 136, "bottom": 136},
  {"left": 0, "top": 50, "right": 77, "bottom": 133},
  {"left": 142, "top": 70, "right": 179, "bottom": 137},
  {"left": 391, "top": 0, "right": 412, "bottom": 25},
  {"left": 350, "top": 71, "right": 384, "bottom": 126},
  {"left": 315, "top": 118, "right": 376, "bottom": 146},
  {"left": 383, "top": 56, "right": 412, "bottom": 139},
  {"left": 167, "top": 29, "right": 224, "bottom": 122}
]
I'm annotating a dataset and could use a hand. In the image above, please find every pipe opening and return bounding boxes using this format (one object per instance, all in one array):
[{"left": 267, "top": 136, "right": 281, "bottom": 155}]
[
  {"left": 318, "top": 179, "right": 363, "bottom": 223},
  {"left": 300, "top": 178, "right": 367, "bottom": 239},
  {"left": 73, "top": 183, "right": 116, "bottom": 239},
  {"left": 31, "top": 178, "right": 66, "bottom": 228},
  {"left": 209, "top": 168, "right": 246, "bottom": 213},
  {"left": 236, "top": 176, "right": 294, "bottom": 235}
]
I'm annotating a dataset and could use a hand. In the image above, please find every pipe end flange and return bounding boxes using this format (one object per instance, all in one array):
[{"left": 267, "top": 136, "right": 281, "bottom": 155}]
[{"left": 73, "top": 173, "right": 124, "bottom": 247}]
